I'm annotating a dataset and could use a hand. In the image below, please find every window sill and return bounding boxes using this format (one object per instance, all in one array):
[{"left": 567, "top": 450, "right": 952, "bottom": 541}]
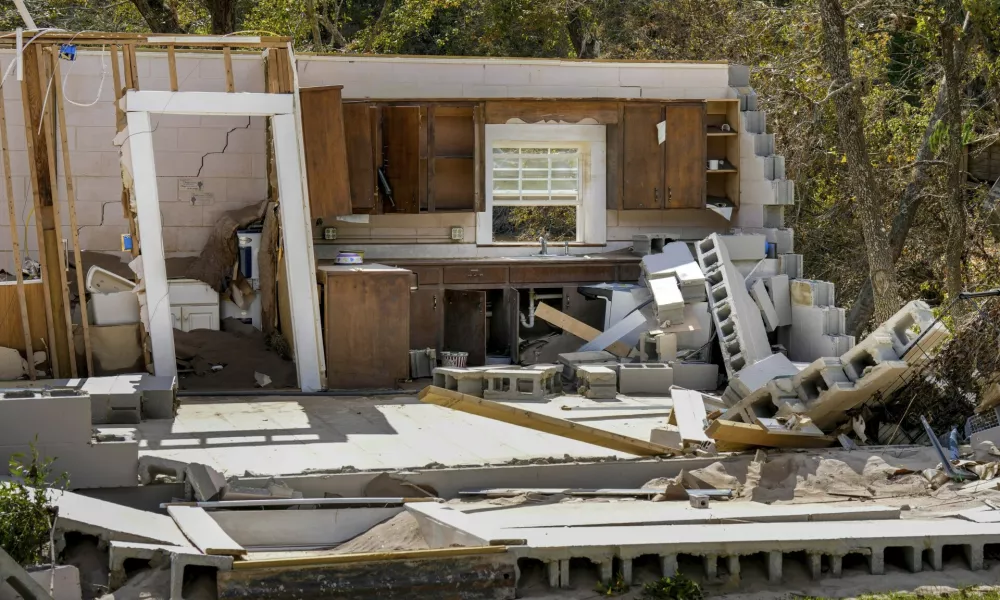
[{"left": 477, "top": 243, "right": 607, "bottom": 248}]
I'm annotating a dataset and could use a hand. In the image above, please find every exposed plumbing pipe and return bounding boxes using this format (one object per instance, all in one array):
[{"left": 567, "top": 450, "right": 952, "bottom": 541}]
[{"left": 519, "top": 289, "right": 562, "bottom": 329}]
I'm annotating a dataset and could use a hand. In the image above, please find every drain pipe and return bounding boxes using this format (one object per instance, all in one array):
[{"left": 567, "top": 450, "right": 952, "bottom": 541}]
[{"left": 519, "top": 289, "right": 563, "bottom": 329}]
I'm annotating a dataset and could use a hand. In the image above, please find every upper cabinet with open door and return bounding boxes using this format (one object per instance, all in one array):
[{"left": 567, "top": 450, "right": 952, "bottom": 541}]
[
  {"left": 299, "top": 86, "right": 353, "bottom": 221},
  {"left": 621, "top": 103, "right": 665, "bottom": 210}
]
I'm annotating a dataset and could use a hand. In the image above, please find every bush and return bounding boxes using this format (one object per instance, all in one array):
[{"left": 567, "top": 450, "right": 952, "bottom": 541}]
[
  {"left": 0, "top": 443, "right": 68, "bottom": 565},
  {"left": 641, "top": 574, "right": 704, "bottom": 600}
]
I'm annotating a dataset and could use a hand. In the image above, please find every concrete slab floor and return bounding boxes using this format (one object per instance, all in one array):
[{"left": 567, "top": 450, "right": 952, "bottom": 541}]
[{"left": 134, "top": 395, "right": 657, "bottom": 477}]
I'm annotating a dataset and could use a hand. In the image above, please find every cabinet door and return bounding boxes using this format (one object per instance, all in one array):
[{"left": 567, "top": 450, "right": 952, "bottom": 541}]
[
  {"left": 299, "top": 86, "right": 352, "bottom": 220},
  {"left": 382, "top": 106, "right": 422, "bottom": 214},
  {"left": 621, "top": 104, "right": 664, "bottom": 209},
  {"left": 443, "top": 290, "right": 486, "bottom": 366},
  {"left": 343, "top": 103, "right": 377, "bottom": 213},
  {"left": 410, "top": 288, "right": 442, "bottom": 351},
  {"left": 182, "top": 306, "right": 218, "bottom": 331},
  {"left": 664, "top": 103, "right": 707, "bottom": 209}
]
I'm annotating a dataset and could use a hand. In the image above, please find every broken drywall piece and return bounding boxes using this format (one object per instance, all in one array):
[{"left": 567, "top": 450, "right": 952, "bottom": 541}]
[
  {"left": 766, "top": 275, "right": 792, "bottom": 327},
  {"left": 578, "top": 309, "right": 651, "bottom": 354},
  {"left": 0, "top": 347, "right": 23, "bottom": 380},
  {"left": 670, "top": 387, "right": 710, "bottom": 445}
]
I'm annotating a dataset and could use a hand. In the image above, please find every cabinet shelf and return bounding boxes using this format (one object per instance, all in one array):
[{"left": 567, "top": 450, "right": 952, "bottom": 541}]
[
  {"left": 707, "top": 126, "right": 737, "bottom": 137},
  {"left": 707, "top": 168, "right": 738, "bottom": 174}
]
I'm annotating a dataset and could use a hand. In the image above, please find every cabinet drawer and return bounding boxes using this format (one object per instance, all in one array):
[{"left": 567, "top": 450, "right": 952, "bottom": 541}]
[
  {"left": 442, "top": 265, "right": 509, "bottom": 284},
  {"left": 618, "top": 264, "right": 642, "bottom": 282},
  {"left": 407, "top": 266, "right": 442, "bottom": 286},
  {"left": 510, "top": 264, "right": 617, "bottom": 284}
]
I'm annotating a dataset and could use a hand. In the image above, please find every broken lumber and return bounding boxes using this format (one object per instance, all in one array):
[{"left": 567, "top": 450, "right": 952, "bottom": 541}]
[
  {"left": 534, "top": 302, "right": 632, "bottom": 357},
  {"left": 705, "top": 419, "right": 836, "bottom": 450},
  {"left": 419, "top": 386, "right": 679, "bottom": 456}
]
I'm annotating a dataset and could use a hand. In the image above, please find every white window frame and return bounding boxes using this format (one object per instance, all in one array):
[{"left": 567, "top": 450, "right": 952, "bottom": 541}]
[
  {"left": 124, "top": 90, "right": 324, "bottom": 391},
  {"left": 477, "top": 124, "right": 606, "bottom": 246}
]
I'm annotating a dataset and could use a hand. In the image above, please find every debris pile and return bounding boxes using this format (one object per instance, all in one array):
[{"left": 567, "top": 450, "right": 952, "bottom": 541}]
[{"left": 421, "top": 232, "right": 951, "bottom": 453}]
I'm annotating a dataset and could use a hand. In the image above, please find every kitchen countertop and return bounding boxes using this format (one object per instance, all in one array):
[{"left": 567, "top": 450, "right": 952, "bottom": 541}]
[{"left": 317, "top": 249, "right": 640, "bottom": 266}]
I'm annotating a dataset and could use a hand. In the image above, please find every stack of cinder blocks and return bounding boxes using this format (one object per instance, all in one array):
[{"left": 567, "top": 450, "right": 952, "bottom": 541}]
[
  {"left": 0, "top": 373, "right": 178, "bottom": 423},
  {"left": 782, "top": 279, "right": 855, "bottom": 361},
  {"left": 0, "top": 389, "right": 138, "bottom": 488},
  {"left": 431, "top": 365, "right": 561, "bottom": 399},
  {"left": 696, "top": 234, "right": 772, "bottom": 377}
]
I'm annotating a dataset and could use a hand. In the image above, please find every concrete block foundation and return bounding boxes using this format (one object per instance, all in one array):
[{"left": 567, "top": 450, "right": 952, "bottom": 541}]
[{"left": 619, "top": 363, "right": 673, "bottom": 395}]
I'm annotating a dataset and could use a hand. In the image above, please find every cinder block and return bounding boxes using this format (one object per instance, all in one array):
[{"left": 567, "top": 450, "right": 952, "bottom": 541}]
[
  {"left": 108, "top": 541, "right": 232, "bottom": 600},
  {"left": 718, "top": 234, "right": 766, "bottom": 261},
  {"left": 791, "top": 279, "right": 836, "bottom": 307},
  {"left": 671, "top": 362, "right": 719, "bottom": 392},
  {"left": 750, "top": 278, "right": 780, "bottom": 331},
  {"left": 650, "top": 277, "right": 685, "bottom": 324},
  {"left": 139, "top": 375, "right": 178, "bottom": 420},
  {"left": 778, "top": 254, "right": 803, "bottom": 279},
  {"left": 432, "top": 367, "right": 486, "bottom": 397},
  {"left": 840, "top": 333, "right": 900, "bottom": 381},
  {"left": 727, "top": 353, "right": 799, "bottom": 399},
  {"left": 0, "top": 389, "right": 93, "bottom": 445},
  {"left": 185, "top": 463, "right": 227, "bottom": 502},
  {"left": 675, "top": 302, "right": 711, "bottom": 351},
  {"left": 619, "top": 363, "right": 673, "bottom": 395},
  {"left": 765, "top": 275, "right": 792, "bottom": 326},
  {"left": 792, "top": 357, "right": 850, "bottom": 405},
  {"left": 139, "top": 455, "right": 188, "bottom": 485},
  {"left": 576, "top": 366, "right": 617, "bottom": 399},
  {"left": 763, "top": 205, "right": 784, "bottom": 229},
  {"left": 0, "top": 440, "right": 138, "bottom": 489},
  {"left": 728, "top": 65, "right": 750, "bottom": 87},
  {"left": 483, "top": 367, "right": 559, "bottom": 399}
]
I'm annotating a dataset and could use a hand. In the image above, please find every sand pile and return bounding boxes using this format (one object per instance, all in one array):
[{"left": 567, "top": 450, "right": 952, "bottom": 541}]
[{"left": 332, "top": 512, "right": 429, "bottom": 554}]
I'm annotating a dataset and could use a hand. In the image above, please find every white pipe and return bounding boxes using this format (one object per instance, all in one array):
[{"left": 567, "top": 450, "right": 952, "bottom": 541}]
[{"left": 519, "top": 290, "right": 562, "bottom": 329}]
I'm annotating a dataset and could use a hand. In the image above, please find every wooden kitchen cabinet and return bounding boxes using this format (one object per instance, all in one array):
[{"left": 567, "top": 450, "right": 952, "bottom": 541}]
[
  {"left": 382, "top": 106, "right": 422, "bottom": 213},
  {"left": 410, "top": 288, "right": 442, "bottom": 351},
  {"left": 622, "top": 103, "right": 664, "bottom": 210},
  {"left": 342, "top": 102, "right": 378, "bottom": 213},
  {"left": 621, "top": 102, "right": 708, "bottom": 210},
  {"left": 299, "top": 86, "right": 352, "bottom": 220},
  {"left": 664, "top": 103, "right": 707, "bottom": 208},
  {"left": 318, "top": 264, "right": 410, "bottom": 388},
  {"left": 443, "top": 290, "right": 487, "bottom": 366}
]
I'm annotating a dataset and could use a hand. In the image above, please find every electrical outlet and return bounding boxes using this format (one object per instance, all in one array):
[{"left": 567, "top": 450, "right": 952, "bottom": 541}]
[{"left": 450, "top": 226, "right": 464, "bottom": 241}]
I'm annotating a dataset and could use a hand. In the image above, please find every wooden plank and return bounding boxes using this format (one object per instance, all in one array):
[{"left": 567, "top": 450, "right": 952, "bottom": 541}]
[
  {"left": 38, "top": 50, "right": 77, "bottom": 377},
  {"left": 533, "top": 302, "right": 631, "bottom": 358},
  {"left": 621, "top": 103, "right": 663, "bottom": 209},
  {"left": 485, "top": 100, "right": 619, "bottom": 125},
  {"left": 168, "top": 506, "right": 246, "bottom": 556},
  {"left": 664, "top": 103, "right": 706, "bottom": 209},
  {"left": 298, "top": 86, "right": 352, "bottom": 219},
  {"left": 419, "top": 105, "right": 429, "bottom": 211},
  {"left": 671, "top": 388, "right": 709, "bottom": 444},
  {"left": 222, "top": 46, "right": 235, "bottom": 92},
  {"left": 129, "top": 44, "right": 141, "bottom": 89},
  {"left": 166, "top": 44, "right": 178, "bottom": 91},
  {"left": 0, "top": 282, "right": 45, "bottom": 360},
  {"left": 20, "top": 44, "right": 63, "bottom": 377},
  {"left": 109, "top": 45, "right": 126, "bottom": 131},
  {"left": 420, "top": 386, "right": 679, "bottom": 456},
  {"left": 51, "top": 49, "right": 93, "bottom": 375},
  {"left": 705, "top": 419, "right": 837, "bottom": 450},
  {"left": 0, "top": 72, "right": 35, "bottom": 378}
]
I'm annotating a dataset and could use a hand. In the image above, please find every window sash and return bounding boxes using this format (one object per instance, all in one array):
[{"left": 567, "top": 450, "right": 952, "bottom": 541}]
[{"left": 491, "top": 146, "right": 582, "bottom": 204}]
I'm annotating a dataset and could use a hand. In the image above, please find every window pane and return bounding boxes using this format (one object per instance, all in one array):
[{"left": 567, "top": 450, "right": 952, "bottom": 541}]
[
  {"left": 522, "top": 158, "right": 549, "bottom": 170},
  {"left": 551, "top": 157, "right": 577, "bottom": 169},
  {"left": 550, "top": 179, "right": 577, "bottom": 191},
  {"left": 493, "top": 179, "right": 520, "bottom": 191},
  {"left": 494, "top": 147, "right": 520, "bottom": 154},
  {"left": 493, "top": 158, "right": 519, "bottom": 169},
  {"left": 521, "top": 148, "right": 548, "bottom": 154},
  {"left": 522, "top": 170, "right": 548, "bottom": 179},
  {"left": 551, "top": 148, "right": 576, "bottom": 154},
  {"left": 493, "top": 169, "right": 519, "bottom": 179},
  {"left": 492, "top": 206, "right": 576, "bottom": 242},
  {"left": 522, "top": 180, "right": 548, "bottom": 191},
  {"left": 551, "top": 169, "right": 578, "bottom": 179}
]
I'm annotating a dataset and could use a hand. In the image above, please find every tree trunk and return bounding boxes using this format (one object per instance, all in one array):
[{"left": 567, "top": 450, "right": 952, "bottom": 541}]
[
  {"left": 817, "top": 0, "right": 901, "bottom": 324},
  {"left": 844, "top": 10, "right": 970, "bottom": 335},
  {"left": 940, "top": 0, "right": 967, "bottom": 316},
  {"left": 207, "top": 0, "right": 237, "bottom": 34},
  {"left": 305, "top": 0, "right": 324, "bottom": 48},
  {"left": 566, "top": 7, "right": 598, "bottom": 59},
  {"left": 130, "top": 0, "right": 185, "bottom": 33}
]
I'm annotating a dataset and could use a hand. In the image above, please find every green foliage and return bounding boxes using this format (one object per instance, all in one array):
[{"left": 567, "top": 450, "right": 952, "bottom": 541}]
[
  {"left": 594, "top": 572, "right": 629, "bottom": 596},
  {"left": 0, "top": 442, "right": 67, "bottom": 566},
  {"left": 641, "top": 574, "right": 703, "bottom": 600}
]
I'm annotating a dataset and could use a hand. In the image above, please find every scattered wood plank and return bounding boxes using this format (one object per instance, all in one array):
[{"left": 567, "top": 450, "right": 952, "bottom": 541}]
[
  {"left": 223, "top": 46, "right": 235, "bottom": 92},
  {"left": 168, "top": 505, "right": 246, "bottom": 556},
  {"left": 51, "top": 49, "right": 94, "bottom": 376},
  {"left": 419, "top": 386, "right": 679, "bottom": 456},
  {"left": 0, "top": 71, "right": 35, "bottom": 379},
  {"left": 670, "top": 388, "right": 710, "bottom": 445},
  {"left": 705, "top": 419, "right": 836, "bottom": 450},
  {"left": 167, "top": 44, "right": 179, "bottom": 91},
  {"left": 534, "top": 302, "right": 632, "bottom": 357}
]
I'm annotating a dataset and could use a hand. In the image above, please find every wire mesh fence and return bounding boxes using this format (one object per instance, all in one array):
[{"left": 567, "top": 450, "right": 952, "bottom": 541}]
[{"left": 856, "top": 292, "right": 1000, "bottom": 445}]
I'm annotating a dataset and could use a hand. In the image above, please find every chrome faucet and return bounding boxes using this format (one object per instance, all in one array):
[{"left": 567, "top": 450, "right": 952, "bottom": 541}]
[
  {"left": 564, "top": 240, "right": 571, "bottom": 255},
  {"left": 539, "top": 236, "right": 548, "bottom": 255}
]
